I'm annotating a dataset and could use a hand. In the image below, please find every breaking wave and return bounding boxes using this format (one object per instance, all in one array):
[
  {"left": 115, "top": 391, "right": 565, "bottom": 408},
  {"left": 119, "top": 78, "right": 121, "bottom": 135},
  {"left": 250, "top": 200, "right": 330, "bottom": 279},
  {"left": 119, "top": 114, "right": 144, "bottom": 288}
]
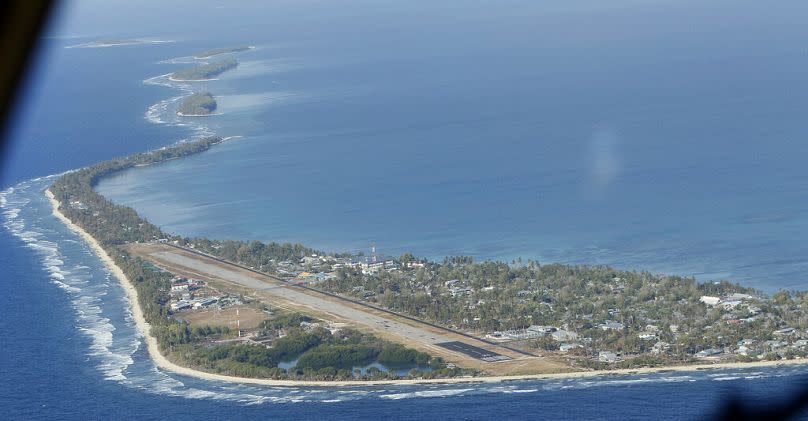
[
  {"left": 142, "top": 74, "right": 215, "bottom": 138},
  {"left": 5, "top": 176, "right": 808, "bottom": 406}
]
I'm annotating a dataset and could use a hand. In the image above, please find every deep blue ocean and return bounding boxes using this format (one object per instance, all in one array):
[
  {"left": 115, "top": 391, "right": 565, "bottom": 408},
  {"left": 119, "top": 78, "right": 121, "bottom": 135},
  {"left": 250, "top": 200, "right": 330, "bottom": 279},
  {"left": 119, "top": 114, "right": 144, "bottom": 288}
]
[{"left": 4, "top": 1, "right": 808, "bottom": 419}]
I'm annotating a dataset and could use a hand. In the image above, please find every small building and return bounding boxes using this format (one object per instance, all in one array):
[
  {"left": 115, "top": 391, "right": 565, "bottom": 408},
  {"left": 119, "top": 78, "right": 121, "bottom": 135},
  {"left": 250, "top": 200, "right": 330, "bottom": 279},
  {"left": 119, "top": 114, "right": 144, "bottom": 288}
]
[
  {"left": 551, "top": 330, "right": 578, "bottom": 342},
  {"left": 193, "top": 297, "right": 218, "bottom": 309},
  {"left": 359, "top": 259, "right": 396, "bottom": 274},
  {"left": 300, "top": 256, "right": 320, "bottom": 265},
  {"left": 559, "top": 343, "right": 582, "bottom": 353},
  {"left": 599, "top": 351, "right": 619, "bottom": 363},
  {"left": 170, "top": 300, "right": 192, "bottom": 311},
  {"left": 445, "top": 279, "right": 461, "bottom": 288},
  {"left": 774, "top": 327, "right": 796, "bottom": 336},
  {"left": 600, "top": 322, "right": 625, "bottom": 331},
  {"left": 502, "top": 329, "right": 542, "bottom": 340},
  {"left": 449, "top": 287, "right": 473, "bottom": 298},
  {"left": 527, "top": 325, "right": 556, "bottom": 335},
  {"left": 639, "top": 332, "right": 658, "bottom": 341},
  {"left": 725, "top": 292, "right": 754, "bottom": 301},
  {"left": 695, "top": 348, "right": 722, "bottom": 358},
  {"left": 700, "top": 296, "right": 721, "bottom": 306},
  {"left": 170, "top": 282, "right": 192, "bottom": 292}
]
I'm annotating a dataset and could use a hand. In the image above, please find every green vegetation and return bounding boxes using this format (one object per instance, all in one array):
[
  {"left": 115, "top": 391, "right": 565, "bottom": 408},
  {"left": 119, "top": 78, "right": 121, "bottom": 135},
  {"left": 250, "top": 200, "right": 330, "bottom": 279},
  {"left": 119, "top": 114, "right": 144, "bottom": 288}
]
[
  {"left": 190, "top": 238, "right": 318, "bottom": 272},
  {"left": 259, "top": 312, "right": 312, "bottom": 331},
  {"left": 194, "top": 46, "right": 250, "bottom": 59},
  {"left": 178, "top": 92, "right": 217, "bottom": 116},
  {"left": 172, "top": 58, "right": 238, "bottom": 81},
  {"left": 49, "top": 137, "right": 233, "bottom": 359},
  {"left": 314, "top": 258, "right": 808, "bottom": 365},
  {"left": 171, "top": 320, "right": 458, "bottom": 381},
  {"left": 50, "top": 137, "right": 223, "bottom": 246},
  {"left": 50, "top": 110, "right": 808, "bottom": 375},
  {"left": 378, "top": 343, "right": 431, "bottom": 366},
  {"left": 48, "top": 138, "right": 458, "bottom": 381},
  {"left": 296, "top": 344, "right": 378, "bottom": 370}
]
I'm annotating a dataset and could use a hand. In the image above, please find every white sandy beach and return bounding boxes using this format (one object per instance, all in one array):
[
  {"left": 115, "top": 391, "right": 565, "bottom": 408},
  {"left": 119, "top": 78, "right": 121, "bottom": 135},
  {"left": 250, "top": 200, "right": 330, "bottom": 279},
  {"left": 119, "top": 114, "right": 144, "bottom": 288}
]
[
  {"left": 168, "top": 76, "right": 220, "bottom": 82},
  {"left": 176, "top": 111, "right": 223, "bottom": 117},
  {"left": 45, "top": 188, "right": 808, "bottom": 387},
  {"left": 192, "top": 46, "right": 256, "bottom": 60}
]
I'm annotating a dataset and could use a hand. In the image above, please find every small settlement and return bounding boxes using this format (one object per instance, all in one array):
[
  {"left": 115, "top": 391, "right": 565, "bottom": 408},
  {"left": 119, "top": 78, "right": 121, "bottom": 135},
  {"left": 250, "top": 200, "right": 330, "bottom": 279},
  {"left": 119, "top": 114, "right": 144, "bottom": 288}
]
[{"left": 182, "top": 240, "right": 808, "bottom": 370}]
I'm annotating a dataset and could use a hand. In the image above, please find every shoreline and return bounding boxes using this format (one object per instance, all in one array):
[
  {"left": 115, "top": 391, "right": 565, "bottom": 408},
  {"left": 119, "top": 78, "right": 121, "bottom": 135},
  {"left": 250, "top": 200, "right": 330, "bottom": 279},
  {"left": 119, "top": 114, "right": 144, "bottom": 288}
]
[
  {"left": 176, "top": 111, "right": 222, "bottom": 117},
  {"left": 168, "top": 76, "right": 219, "bottom": 82},
  {"left": 45, "top": 188, "right": 808, "bottom": 387},
  {"left": 193, "top": 46, "right": 255, "bottom": 60}
]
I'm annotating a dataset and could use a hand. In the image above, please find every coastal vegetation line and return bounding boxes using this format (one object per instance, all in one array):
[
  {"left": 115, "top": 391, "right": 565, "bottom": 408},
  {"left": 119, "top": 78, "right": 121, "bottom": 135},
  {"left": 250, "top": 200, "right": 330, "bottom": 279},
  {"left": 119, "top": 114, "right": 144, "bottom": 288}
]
[
  {"left": 193, "top": 46, "right": 252, "bottom": 59},
  {"left": 45, "top": 41, "right": 808, "bottom": 384},
  {"left": 171, "top": 58, "right": 238, "bottom": 81},
  {"left": 177, "top": 92, "right": 217, "bottom": 116},
  {"left": 48, "top": 133, "right": 808, "bottom": 383},
  {"left": 48, "top": 137, "right": 467, "bottom": 382}
]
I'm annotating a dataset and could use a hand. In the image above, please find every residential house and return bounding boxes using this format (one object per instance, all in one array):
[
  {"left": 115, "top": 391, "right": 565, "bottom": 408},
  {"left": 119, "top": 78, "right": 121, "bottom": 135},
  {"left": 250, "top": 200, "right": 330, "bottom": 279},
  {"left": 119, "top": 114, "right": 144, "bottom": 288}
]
[
  {"left": 599, "top": 351, "right": 619, "bottom": 363},
  {"left": 551, "top": 330, "right": 578, "bottom": 342},
  {"left": 695, "top": 348, "right": 722, "bottom": 358},
  {"left": 700, "top": 296, "right": 721, "bottom": 306}
]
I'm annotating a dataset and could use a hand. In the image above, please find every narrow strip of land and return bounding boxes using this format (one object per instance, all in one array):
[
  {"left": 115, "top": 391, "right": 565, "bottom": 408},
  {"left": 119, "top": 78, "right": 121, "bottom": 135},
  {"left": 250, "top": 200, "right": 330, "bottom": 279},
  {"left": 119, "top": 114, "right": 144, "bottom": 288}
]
[
  {"left": 166, "top": 243, "right": 536, "bottom": 357},
  {"left": 128, "top": 242, "right": 565, "bottom": 374}
]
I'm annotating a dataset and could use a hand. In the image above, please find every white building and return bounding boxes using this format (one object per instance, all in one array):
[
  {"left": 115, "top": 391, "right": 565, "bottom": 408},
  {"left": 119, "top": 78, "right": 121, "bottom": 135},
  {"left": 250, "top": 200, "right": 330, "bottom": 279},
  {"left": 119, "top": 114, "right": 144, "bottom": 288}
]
[
  {"left": 700, "top": 296, "right": 721, "bottom": 306},
  {"left": 600, "top": 322, "right": 624, "bottom": 331},
  {"left": 695, "top": 348, "right": 722, "bottom": 358},
  {"left": 639, "top": 332, "right": 658, "bottom": 341},
  {"left": 599, "top": 351, "right": 619, "bottom": 363},
  {"left": 170, "top": 300, "right": 192, "bottom": 311},
  {"left": 551, "top": 330, "right": 578, "bottom": 342},
  {"left": 527, "top": 325, "right": 555, "bottom": 335},
  {"left": 725, "top": 292, "right": 754, "bottom": 301},
  {"left": 559, "top": 343, "right": 582, "bottom": 353}
]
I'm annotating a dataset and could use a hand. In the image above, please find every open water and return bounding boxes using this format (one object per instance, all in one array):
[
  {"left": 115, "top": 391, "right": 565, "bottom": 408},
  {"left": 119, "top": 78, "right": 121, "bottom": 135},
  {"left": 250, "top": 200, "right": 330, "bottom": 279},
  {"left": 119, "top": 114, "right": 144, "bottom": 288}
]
[{"left": 4, "top": 1, "right": 808, "bottom": 418}]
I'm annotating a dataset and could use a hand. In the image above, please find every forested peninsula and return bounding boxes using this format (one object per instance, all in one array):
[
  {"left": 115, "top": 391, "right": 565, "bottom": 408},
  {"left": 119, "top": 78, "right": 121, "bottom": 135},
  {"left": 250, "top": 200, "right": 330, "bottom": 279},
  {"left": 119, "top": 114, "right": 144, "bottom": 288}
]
[
  {"left": 171, "top": 58, "right": 238, "bottom": 81},
  {"left": 194, "top": 46, "right": 251, "bottom": 59}
]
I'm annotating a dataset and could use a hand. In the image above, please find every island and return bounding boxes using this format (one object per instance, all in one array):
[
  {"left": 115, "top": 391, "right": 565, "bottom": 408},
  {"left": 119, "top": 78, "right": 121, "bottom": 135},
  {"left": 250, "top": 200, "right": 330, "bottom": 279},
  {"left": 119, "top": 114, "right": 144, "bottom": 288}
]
[
  {"left": 67, "top": 39, "right": 171, "bottom": 49},
  {"left": 177, "top": 92, "right": 217, "bottom": 116},
  {"left": 193, "top": 46, "right": 252, "bottom": 59},
  {"left": 47, "top": 135, "right": 808, "bottom": 386},
  {"left": 171, "top": 58, "right": 238, "bottom": 82}
]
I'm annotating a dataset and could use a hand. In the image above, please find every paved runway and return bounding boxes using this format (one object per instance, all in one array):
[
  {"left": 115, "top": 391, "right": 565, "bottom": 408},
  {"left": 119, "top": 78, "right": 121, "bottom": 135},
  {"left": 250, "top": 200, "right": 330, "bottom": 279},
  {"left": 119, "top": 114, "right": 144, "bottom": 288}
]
[{"left": 151, "top": 250, "right": 478, "bottom": 352}]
